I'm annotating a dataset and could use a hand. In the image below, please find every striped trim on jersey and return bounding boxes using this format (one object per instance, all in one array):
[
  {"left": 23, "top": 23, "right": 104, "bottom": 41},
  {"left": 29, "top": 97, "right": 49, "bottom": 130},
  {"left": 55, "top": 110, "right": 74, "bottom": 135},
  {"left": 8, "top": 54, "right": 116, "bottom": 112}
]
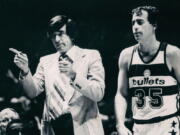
[{"left": 128, "top": 42, "right": 179, "bottom": 123}]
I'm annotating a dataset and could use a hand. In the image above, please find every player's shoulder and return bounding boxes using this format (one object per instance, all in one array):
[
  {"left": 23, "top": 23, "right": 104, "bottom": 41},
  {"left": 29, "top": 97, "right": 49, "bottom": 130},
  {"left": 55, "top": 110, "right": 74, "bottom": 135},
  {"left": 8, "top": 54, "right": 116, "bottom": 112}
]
[
  {"left": 166, "top": 44, "right": 180, "bottom": 69},
  {"left": 120, "top": 45, "right": 136, "bottom": 57},
  {"left": 166, "top": 44, "right": 180, "bottom": 57},
  {"left": 118, "top": 45, "right": 137, "bottom": 67}
]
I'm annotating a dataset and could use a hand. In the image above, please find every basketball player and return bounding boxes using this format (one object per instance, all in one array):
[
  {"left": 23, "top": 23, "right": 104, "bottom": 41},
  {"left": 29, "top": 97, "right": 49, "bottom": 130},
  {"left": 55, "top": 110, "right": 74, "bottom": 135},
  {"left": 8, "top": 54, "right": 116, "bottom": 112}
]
[{"left": 115, "top": 6, "right": 180, "bottom": 135}]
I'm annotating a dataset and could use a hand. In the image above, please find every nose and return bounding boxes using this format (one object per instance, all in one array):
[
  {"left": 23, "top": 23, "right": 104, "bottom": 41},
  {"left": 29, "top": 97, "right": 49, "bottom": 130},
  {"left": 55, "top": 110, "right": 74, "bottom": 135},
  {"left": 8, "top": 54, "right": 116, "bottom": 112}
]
[
  {"left": 55, "top": 35, "right": 62, "bottom": 43},
  {"left": 133, "top": 22, "right": 139, "bottom": 32},
  {"left": 134, "top": 27, "right": 138, "bottom": 33}
]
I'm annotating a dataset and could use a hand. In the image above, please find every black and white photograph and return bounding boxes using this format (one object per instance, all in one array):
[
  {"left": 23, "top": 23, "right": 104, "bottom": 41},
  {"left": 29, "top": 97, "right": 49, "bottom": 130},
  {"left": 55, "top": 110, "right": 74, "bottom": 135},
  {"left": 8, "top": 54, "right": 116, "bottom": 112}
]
[{"left": 0, "top": 0, "right": 179, "bottom": 135}]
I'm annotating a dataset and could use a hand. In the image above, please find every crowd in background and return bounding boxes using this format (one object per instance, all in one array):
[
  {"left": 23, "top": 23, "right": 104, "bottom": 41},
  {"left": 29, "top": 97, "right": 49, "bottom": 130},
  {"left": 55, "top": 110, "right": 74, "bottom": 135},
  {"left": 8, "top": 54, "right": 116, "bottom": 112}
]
[
  {"left": 0, "top": 68, "right": 119, "bottom": 135},
  {"left": 0, "top": 68, "right": 42, "bottom": 135}
]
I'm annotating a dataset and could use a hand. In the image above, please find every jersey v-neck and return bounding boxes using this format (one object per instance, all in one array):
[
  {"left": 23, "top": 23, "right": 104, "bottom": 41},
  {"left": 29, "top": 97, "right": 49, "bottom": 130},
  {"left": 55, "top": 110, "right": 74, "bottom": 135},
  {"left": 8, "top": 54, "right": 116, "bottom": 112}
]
[{"left": 138, "top": 42, "right": 162, "bottom": 64}]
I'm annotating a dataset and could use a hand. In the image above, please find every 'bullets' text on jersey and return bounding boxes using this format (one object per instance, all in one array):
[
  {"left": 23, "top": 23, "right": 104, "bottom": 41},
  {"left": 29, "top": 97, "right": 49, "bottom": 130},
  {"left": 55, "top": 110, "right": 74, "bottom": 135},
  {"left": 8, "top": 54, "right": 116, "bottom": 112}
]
[{"left": 128, "top": 42, "right": 179, "bottom": 122}]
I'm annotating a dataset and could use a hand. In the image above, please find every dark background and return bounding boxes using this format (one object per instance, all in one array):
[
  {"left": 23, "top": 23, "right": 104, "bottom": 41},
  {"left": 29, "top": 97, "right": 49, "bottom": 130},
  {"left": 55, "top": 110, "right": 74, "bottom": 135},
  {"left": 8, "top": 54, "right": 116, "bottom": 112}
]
[{"left": 0, "top": 0, "right": 180, "bottom": 134}]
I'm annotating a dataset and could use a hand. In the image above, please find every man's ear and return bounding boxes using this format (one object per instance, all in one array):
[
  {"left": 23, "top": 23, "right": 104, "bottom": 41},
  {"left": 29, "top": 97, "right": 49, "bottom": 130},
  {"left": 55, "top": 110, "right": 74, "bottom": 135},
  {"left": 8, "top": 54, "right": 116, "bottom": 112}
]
[{"left": 153, "top": 24, "right": 157, "bottom": 30}]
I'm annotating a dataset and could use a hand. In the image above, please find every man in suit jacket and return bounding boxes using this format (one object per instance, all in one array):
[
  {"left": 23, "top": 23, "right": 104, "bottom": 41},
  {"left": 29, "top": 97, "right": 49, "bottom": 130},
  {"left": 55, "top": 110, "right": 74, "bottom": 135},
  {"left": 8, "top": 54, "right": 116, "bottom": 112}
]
[{"left": 9, "top": 15, "right": 105, "bottom": 135}]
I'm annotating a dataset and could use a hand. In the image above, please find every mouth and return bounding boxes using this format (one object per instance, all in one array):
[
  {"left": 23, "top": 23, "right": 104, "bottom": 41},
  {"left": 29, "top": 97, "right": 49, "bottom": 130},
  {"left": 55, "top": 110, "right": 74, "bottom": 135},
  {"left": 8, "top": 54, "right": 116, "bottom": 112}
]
[
  {"left": 134, "top": 32, "right": 142, "bottom": 38},
  {"left": 55, "top": 43, "right": 66, "bottom": 49},
  {"left": 134, "top": 32, "right": 141, "bottom": 35}
]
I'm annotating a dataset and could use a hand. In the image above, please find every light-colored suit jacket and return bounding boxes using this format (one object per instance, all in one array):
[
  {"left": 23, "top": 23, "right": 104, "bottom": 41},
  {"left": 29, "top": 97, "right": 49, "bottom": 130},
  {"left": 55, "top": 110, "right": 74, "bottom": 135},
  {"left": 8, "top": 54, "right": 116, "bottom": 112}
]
[{"left": 20, "top": 46, "right": 105, "bottom": 135}]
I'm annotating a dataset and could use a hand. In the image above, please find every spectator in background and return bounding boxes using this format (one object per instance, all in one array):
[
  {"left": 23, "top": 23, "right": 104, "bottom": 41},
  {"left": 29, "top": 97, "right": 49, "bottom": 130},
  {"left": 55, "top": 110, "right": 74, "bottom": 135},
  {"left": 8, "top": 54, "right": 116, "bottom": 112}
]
[
  {"left": 0, "top": 68, "right": 22, "bottom": 111},
  {"left": 0, "top": 108, "right": 20, "bottom": 135},
  {"left": 6, "top": 119, "right": 23, "bottom": 135}
]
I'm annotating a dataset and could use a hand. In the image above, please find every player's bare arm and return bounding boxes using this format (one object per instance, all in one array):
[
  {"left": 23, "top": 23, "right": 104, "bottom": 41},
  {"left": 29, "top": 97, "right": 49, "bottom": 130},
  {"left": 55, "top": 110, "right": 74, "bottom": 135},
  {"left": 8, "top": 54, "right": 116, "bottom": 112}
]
[
  {"left": 115, "top": 46, "right": 134, "bottom": 135},
  {"left": 166, "top": 45, "right": 180, "bottom": 84}
]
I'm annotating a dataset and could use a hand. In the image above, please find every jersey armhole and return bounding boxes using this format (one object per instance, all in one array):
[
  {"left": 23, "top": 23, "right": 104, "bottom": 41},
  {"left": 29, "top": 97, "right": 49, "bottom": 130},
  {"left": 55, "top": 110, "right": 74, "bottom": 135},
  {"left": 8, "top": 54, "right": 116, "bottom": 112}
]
[
  {"left": 164, "top": 42, "right": 168, "bottom": 68},
  {"left": 164, "top": 42, "right": 171, "bottom": 72},
  {"left": 164, "top": 43, "right": 177, "bottom": 79},
  {"left": 128, "top": 45, "right": 137, "bottom": 72}
]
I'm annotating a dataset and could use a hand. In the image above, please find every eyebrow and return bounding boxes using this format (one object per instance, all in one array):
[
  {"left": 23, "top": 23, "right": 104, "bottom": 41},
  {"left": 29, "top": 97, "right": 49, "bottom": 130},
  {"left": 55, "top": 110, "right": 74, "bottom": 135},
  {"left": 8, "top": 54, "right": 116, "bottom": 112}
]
[
  {"left": 132, "top": 18, "right": 144, "bottom": 21},
  {"left": 132, "top": 18, "right": 144, "bottom": 22}
]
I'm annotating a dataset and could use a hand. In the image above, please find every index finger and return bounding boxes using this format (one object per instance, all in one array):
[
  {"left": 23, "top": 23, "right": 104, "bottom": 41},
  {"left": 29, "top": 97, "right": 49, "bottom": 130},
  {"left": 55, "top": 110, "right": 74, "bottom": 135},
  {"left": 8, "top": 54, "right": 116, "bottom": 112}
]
[{"left": 9, "top": 48, "right": 21, "bottom": 54}]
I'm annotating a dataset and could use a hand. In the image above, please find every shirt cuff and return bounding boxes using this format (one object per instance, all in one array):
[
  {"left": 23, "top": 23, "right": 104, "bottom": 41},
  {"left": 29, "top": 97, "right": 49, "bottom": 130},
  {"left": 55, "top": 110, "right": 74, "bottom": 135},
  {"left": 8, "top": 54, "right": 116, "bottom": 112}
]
[{"left": 19, "top": 70, "right": 30, "bottom": 80}]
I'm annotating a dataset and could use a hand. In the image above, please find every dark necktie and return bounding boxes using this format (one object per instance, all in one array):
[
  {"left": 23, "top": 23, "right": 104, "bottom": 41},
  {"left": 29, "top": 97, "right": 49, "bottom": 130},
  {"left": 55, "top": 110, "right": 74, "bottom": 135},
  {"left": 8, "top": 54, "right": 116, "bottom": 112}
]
[{"left": 59, "top": 53, "right": 73, "bottom": 63}]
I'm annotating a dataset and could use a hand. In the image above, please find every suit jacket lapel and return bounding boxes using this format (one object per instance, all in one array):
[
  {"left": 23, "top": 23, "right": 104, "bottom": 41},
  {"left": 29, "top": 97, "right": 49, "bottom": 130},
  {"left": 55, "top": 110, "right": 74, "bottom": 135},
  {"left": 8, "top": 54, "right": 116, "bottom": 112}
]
[{"left": 67, "top": 46, "right": 85, "bottom": 103}]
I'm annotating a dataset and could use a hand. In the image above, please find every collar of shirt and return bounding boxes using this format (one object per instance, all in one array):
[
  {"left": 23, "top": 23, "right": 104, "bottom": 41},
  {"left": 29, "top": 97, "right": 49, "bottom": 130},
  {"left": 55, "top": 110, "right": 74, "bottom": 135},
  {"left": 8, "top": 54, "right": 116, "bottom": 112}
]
[
  {"left": 56, "top": 45, "right": 78, "bottom": 62},
  {"left": 65, "top": 45, "right": 78, "bottom": 62}
]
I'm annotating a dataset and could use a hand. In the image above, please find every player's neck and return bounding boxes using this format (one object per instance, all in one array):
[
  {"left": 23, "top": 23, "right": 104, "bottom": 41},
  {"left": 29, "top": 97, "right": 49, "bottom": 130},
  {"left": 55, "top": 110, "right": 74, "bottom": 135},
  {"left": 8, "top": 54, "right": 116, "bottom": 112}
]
[
  {"left": 139, "top": 37, "right": 159, "bottom": 55},
  {"left": 139, "top": 40, "right": 160, "bottom": 56}
]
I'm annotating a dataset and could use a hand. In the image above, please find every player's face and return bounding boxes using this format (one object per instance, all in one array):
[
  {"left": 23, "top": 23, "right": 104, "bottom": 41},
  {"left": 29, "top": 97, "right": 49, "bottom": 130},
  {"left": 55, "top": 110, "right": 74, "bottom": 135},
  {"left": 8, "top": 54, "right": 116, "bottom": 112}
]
[
  {"left": 51, "top": 25, "right": 73, "bottom": 53},
  {"left": 132, "top": 10, "right": 155, "bottom": 43}
]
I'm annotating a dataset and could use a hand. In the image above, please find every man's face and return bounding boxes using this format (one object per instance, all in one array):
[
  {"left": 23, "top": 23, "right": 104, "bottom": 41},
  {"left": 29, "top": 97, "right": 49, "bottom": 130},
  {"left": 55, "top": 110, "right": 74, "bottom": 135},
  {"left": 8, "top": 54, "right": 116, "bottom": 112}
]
[
  {"left": 0, "top": 114, "right": 11, "bottom": 134},
  {"left": 0, "top": 109, "right": 20, "bottom": 134},
  {"left": 51, "top": 25, "right": 73, "bottom": 53},
  {"left": 132, "top": 10, "right": 155, "bottom": 43}
]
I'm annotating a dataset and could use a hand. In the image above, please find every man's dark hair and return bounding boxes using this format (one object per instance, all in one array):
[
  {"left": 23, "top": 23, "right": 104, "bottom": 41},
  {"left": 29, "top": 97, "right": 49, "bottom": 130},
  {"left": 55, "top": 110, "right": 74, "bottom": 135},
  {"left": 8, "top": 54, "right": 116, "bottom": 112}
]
[
  {"left": 132, "top": 6, "right": 159, "bottom": 28},
  {"left": 6, "top": 119, "right": 23, "bottom": 135},
  {"left": 47, "top": 15, "right": 78, "bottom": 43}
]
